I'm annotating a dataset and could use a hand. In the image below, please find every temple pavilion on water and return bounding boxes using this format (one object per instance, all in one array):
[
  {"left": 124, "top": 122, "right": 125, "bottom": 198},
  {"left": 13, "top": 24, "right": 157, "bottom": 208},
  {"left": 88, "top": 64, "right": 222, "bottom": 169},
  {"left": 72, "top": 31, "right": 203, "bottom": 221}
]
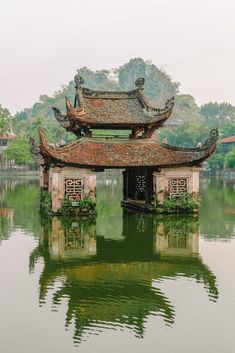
[{"left": 33, "top": 75, "right": 218, "bottom": 213}]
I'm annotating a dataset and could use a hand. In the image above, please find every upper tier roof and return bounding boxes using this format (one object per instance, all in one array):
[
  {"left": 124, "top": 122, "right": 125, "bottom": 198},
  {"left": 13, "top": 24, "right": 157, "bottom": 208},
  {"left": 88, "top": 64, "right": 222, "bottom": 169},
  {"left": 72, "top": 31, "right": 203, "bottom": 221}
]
[
  {"left": 52, "top": 76, "right": 174, "bottom": 137},
  {"left": 38, "top": 128, "right": 218, "bottom": 169}
]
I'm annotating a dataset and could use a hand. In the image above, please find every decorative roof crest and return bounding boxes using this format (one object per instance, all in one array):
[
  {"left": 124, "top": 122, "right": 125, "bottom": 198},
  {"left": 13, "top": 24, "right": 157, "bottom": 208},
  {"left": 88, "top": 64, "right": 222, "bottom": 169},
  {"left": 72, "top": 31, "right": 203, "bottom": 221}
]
[
  {"left": 135, "top": 77, "right": 145, "bottom": 90},
  {"left": 74, "top": 75, "right": 84, "bottom": 88}
]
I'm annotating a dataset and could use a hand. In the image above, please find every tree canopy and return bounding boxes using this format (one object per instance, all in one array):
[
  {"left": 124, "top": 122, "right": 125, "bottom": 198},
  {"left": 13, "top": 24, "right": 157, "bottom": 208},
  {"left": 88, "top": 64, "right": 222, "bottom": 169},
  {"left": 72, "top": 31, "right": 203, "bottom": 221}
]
[{"left": 6, "top": 137, "right": 34, "bottom": 165}]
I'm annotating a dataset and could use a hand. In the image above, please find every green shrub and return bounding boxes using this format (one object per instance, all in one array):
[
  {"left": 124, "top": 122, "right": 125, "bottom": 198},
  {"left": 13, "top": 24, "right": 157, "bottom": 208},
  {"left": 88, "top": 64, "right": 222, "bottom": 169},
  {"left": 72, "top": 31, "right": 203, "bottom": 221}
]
[
  {"left": 225, "top": 148, "right": 235, "bottom": 168},
  {"left": 162, "top": 194, "right": 199, "bottom": 213},
  {"left": 58, "top": 197, "right": 96, "bottom": 215}
]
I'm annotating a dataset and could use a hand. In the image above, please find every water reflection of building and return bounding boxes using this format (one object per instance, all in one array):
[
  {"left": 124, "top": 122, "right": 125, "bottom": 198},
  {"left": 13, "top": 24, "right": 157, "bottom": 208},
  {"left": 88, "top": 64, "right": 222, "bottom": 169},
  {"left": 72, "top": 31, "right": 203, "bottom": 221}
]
[
  {"left": 31, "top": 212, "right": 218, "bottom": 344},
  {"left": 43, "top": 217, "right": 96, "bottom": 261},
  {"left": 154, "top": 216, "right": 199, "bottom": 258}
]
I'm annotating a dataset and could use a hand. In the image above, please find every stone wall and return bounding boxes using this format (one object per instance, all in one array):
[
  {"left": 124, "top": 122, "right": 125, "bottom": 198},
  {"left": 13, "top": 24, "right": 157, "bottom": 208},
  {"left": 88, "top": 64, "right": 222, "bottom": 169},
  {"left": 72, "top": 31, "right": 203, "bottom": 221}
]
[
  {"left": 42, "top": 166, "right": 96, "bottom": 213},
  {"left": 153, "top": 167, "right": 200, "bottom": 204}
]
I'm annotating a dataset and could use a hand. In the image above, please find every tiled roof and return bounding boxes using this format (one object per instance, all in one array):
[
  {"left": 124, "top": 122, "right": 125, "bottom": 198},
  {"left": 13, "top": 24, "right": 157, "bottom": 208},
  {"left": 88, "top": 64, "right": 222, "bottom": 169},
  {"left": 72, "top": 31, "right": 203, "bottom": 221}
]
[
  {"left": 39, "top": 128, "right": 218, "bottom": 169},
  {"left": 220, "top": 135, "right": 235, "bottom": 143},
  {"left": 52, "top": 76, "right": 174, "bottom": 134}
]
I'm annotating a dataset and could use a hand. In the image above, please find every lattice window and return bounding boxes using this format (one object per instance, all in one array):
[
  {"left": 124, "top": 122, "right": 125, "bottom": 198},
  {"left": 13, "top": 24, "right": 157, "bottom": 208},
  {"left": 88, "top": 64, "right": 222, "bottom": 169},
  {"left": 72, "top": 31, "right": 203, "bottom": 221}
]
[
  {"left": 168, "top": 178, "right": 188, "bottom": 197},
  {"left": 168, "top": 232, "right": 187, "bottom": 248},
  {"left": 64, "top": 178, "right": 84, "bottom": 201},
  {"left": 135, "top": 175, "right": 146, "bottom": 200},
  {"left": 65, "top": 228, "right": 85, "bottom": 250}
]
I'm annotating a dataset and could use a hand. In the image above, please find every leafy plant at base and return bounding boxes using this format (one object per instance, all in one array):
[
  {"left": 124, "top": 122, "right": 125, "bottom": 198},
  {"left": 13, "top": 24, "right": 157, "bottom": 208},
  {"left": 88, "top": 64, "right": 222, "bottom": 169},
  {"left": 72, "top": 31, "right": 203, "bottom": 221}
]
[
  {"left": 162, "top": 194, "right": 199, "bottom": 213},
  {"left": 59, "top": 197, "right": 96, "bottom": 215}
]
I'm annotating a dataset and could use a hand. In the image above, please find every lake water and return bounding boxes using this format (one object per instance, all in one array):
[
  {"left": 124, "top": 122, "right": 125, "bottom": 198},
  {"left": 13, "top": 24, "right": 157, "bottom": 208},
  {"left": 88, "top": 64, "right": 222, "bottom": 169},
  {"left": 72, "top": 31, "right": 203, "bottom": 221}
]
[{"left": 0, "top": 174, "right": 235, "bottom": 353}]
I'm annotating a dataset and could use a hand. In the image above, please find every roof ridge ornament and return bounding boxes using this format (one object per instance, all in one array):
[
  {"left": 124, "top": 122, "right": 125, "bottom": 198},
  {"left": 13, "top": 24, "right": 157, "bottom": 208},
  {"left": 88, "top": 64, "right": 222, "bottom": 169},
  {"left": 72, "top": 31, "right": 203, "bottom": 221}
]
[
  {"left": 135, "top": 77, "right": 145, "bottom": 90},
  {"left": 199, "top": 128, "right": 219, "bottom": 150},
  {"left": 74, "top": 75, "right": 84, "bottom": 88},
  {"left": 74, "top": 75, "right": 85, "bottom": 109}
]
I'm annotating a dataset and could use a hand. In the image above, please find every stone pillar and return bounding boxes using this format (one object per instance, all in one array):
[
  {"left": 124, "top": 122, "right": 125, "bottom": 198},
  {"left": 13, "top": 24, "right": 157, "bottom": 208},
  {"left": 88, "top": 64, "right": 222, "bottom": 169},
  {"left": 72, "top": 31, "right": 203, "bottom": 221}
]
[
  {"left": 51, "top": 167, "right": 61, "bottom": 213},
  {"left": 40, "top": 167, "right": 49, "bottom": 189}
]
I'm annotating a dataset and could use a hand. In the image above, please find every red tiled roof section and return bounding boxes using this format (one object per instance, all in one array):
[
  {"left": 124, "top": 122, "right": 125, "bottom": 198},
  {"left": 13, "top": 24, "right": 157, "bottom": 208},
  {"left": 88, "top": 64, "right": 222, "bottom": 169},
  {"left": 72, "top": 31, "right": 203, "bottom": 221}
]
[
  {"left": 220, "top": 136, "right": 235, "bottom": 143},
  {"left": 79, "top": 90, "right": 173, "bottom": 125},
  {"left": 39, "top": 128, "right": 217, "bottom": 168},
  {"left": 53, "top": 88, "right": 174, "bottom": 132}
]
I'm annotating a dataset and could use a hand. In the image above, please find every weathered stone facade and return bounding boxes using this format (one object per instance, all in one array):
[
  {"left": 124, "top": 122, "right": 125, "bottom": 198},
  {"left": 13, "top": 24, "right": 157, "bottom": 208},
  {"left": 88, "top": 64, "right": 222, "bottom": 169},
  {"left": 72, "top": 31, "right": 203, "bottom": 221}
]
[
  {"left": 153, "top": 167, "right": 200, "bottom": 204},
  {"left": 41, "top": 166, "right": 96, "bottom": 213}
]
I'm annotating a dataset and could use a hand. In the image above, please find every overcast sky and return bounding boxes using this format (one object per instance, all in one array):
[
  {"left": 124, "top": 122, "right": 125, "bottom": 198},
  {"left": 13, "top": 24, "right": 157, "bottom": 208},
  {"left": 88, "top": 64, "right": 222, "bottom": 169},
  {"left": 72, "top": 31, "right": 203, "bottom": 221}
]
[{"left": 0, "top": 0, "right": 235, "bottom": 113}]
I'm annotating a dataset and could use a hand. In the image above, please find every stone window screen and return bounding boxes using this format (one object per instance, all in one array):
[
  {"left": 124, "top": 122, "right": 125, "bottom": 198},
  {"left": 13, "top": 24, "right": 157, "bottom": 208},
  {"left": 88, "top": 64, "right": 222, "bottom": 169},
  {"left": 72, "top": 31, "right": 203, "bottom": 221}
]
[
  {"left": 65, "top": 228, "right": 85, "bottom": 250},
  {"left": 64, "top": 178, "right": 84, "bottom": 201},
  {"left": 168, "top": 178, "right": 188, "bottom": 197},
  {"left": 135, "top": 174, "right": 146, "bottom": 200}
]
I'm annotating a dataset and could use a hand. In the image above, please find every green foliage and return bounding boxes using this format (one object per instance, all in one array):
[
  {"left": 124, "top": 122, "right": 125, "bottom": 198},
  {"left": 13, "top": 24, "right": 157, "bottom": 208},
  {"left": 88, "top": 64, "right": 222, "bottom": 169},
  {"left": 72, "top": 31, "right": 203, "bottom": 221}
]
[
  {"left": 6, "top": 136, "right": 34, "bottom": 165},
  {"left": 207, "top": 153, "right": 225, "bottom": 173},
  {"left": 0, "top": 104, "right": 14, "bottom": 132},
  {"left": 157, "top": 214, "right": 199, "bottom": 235},
  {"left": 200, "top": 102, "right": 235, "bottom": 122},
  {"left": 159, "top": 121, "right": 209, "bottom": 148},
  {"left": 60, "top": 214, "right": 96, "bottom": 231},
  {"left": 225, "top": 148, "right": 235, "bottom": 168},
  {"left": 161, "top": 194, "right": 199, "bottom": 213},
  {"left": 221, "top": 124, "right": 235, "bottom": 138},
  {"left": 58, "top": 197, "right": 96, "bottom": 215},
  {"left": 3, "top": 180, "right": 40, "bottom": 234},
  {"left": 40, "top": 189, "right": 52, "bottom": 215},
  {"left": 170, "top": 94, "right": 201, "bottom": 123},
  {"left": 117, "top": 58, "right": 179, "bottom": 104},
  {"left": 79, "top": 197, "right": 96, "bottom": 210}
]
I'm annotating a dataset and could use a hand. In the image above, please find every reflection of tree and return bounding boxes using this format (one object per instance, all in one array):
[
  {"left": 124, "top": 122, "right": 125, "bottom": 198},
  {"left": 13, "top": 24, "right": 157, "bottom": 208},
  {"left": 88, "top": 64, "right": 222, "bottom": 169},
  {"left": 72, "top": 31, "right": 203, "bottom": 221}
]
[
  {"left": 39, "top": 262, "right": 175, "bottom": 342},
  {"left": 30, "top": 212, "right": 218, "bottom": 344},
  {"left": 3, "top": 178, "right": 40, "bottom": 235},
  {"left": 200, "top": 179, "right": 235, "bottom": 240}
]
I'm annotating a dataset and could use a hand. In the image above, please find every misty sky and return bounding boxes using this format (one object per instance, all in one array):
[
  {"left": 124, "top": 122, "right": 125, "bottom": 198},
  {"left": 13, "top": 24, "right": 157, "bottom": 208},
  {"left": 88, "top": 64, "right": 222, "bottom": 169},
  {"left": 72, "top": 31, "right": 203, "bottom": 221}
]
[{"left": 1, "top": 0, "right": 235, "bottom": 113}]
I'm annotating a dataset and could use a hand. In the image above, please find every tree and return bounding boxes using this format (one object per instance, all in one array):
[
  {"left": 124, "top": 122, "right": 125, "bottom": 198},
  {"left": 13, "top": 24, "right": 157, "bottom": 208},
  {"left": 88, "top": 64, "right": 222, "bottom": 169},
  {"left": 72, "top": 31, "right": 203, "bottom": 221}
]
[
  {"left": 225, "top": 148, "right": 235, "bottom": 169},
  {"left": 200, "top": 102, "right": 235, "bottom": 128},
  {"left": 117, "top": 58, "right": 179, "bottom": 105},
  {"left": 207, "top": 153, "right": 225, "bottom": 173},
  {"left": 6, "top": 137, "right": 34, "bottom": 165},
  {"left": 0, "top": 105, "right": 13, "bottom": 132},
  {"left": 159, "top": 121, "right": 209, "bottom": 148}
]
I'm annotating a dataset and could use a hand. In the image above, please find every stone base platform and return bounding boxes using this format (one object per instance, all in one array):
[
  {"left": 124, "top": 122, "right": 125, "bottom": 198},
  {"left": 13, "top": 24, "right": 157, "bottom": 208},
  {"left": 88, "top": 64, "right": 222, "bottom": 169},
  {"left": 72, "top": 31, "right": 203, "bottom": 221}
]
[{"left": 121, "top": 199, "right": 155, "bottom": 213}]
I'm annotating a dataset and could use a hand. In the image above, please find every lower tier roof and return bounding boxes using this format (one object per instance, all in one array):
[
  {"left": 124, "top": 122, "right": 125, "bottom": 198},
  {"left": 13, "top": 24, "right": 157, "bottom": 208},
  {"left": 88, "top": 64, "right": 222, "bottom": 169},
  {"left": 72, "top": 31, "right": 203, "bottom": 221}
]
[{"left": 39, "top": 128, "right": 218, "bottom": 169}]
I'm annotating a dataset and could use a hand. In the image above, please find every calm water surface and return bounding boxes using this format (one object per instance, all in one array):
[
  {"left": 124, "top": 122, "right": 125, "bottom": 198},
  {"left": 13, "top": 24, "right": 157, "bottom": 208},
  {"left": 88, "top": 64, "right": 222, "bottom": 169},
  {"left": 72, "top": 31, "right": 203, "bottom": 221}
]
[{"left": 0, "top": 174, "right": 235, "bottom": 353}]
